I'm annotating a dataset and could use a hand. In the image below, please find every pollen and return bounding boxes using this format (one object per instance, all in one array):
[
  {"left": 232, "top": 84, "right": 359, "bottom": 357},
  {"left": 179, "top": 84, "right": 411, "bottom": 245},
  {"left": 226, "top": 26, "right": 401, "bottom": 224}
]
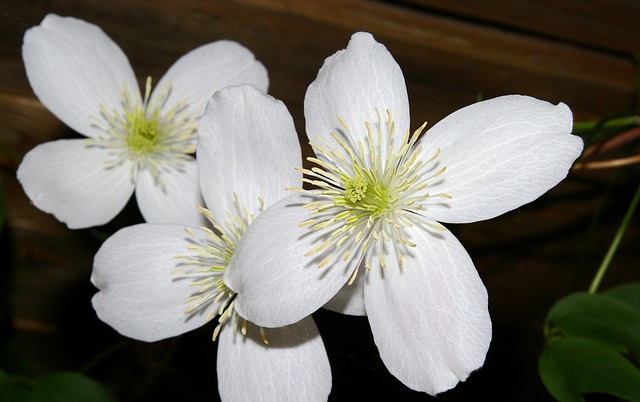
[{"left": 298, "top": 108, "right": 451, "bottom": 280}]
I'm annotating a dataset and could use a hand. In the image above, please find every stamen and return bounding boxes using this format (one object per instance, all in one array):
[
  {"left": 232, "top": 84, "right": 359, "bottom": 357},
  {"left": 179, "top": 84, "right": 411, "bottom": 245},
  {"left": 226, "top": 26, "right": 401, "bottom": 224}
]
[
  {"left": 88, "top": 76, "right": 201, "bottom": 187},
  {"left": 174, "top": 198, "right": 269, "bottom": 343},
  {"left": 347, "top": 264, "right": 360, "bottom": 285},
  {"left": 296, "top": 109, "right": 451, "bottom": 271},
  {"left": 260, "top": 327, "right": 269, "bottom": 345}
]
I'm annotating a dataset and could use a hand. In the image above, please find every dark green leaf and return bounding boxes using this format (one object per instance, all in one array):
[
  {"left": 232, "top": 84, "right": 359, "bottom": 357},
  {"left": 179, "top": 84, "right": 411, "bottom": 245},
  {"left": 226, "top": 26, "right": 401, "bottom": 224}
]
[
  {"left": 606, "top": 282, "right": 640, "bottom": 312},
  {"left": 546, "top": 292, "right": 640, "bottom": 356},
  {"left": 28, "top": 372, "right": 115, "bottom": 402},
  {"left": 539, "top": 337, "right": 640, "bottom": 402},
  {"left": 0, "top": 369, "right": 34, "bottom": 402}
]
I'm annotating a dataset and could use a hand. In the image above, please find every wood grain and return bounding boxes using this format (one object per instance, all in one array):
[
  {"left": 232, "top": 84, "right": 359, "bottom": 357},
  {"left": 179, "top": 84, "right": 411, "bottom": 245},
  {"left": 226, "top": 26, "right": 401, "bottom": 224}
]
[{"left": 1, "top": 1, "right": 638, "bottom": 401}]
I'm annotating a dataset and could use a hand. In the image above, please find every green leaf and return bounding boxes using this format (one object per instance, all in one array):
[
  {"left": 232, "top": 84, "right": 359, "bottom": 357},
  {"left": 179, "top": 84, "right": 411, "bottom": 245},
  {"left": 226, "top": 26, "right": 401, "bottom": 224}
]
[
  {"left": 28, "top": 372, "right": 115, "bottom": 402},
  {"left": 539, "top": 337, "right": 640, "bottom": 402},
  {"left": 606, "top": 282, "right": 640, "bottom": 312},
  {"left": 546, "top": 292, "right": 640, "bottom": 356},
  {"left": 0, "top": 369, "right": 34, "bottom": 402}
]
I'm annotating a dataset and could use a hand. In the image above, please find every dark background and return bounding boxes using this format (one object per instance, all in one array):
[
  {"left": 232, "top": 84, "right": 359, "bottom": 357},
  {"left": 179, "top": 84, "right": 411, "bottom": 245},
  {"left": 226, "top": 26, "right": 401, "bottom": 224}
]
[{"left": 1, "top": 1, "right": 639, "bottom": 400}]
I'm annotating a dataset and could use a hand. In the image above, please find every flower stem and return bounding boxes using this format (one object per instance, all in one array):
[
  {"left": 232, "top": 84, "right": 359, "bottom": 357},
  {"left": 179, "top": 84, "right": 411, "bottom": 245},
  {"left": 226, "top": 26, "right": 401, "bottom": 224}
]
[
  {"left": 573, "top": 114, "right": 640, "bottom": 135},
  {"left": 588, "top": 183, "right": 640, "bottom": 294}
]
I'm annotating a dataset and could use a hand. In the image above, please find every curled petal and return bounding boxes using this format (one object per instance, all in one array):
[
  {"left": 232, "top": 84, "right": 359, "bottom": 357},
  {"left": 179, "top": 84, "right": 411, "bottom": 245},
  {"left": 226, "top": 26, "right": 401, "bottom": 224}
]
[
  {"left": 197, "top": 85, "right": 300, "bottom": 220},
  {"left": 135, "top": 157, "right": 205, "bottom": 226},
  {"left": 153, "top": 41, "right": 269, "bottom": 119},
  {"left": 16, "top": 139, "right": 134, "bottom": 229},
  {"left": 22, "top": 14, "right": 139, "bottom": 138},
  {"left": 91, "top": 224, "right": 212, "bottom": 342},
  {"left": 419, "top": 95, "right": 583, "bottom": 224},
  {"left": 217, "top": 316, "right": 331, "bottom": 401},
  {"left": 225, "top": 193, "right": 355, "bottom": 327},
  {"left": 304, "top": 32, "right": 409, "bottom": 160},
  {"left": 365, "top": 226, "right": 491, "bottom": 395}
]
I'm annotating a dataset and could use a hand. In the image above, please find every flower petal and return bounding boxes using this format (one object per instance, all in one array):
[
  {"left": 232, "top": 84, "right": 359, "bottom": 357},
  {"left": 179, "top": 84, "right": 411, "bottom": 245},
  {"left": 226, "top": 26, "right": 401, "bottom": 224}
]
[
  {"left": 217, "top": 316, "right": 331, "bottom": 402},
  {"left": 152, "top": 41, "right": 268, "bottom": 119},
  {"left": 91, "top": 224, "right": 212, "bottom": 342},
  {"left": 304, "top": 32, "right": 409, "bottom": 158},
  {"left": 365, "top": 226, "right": 491, "bottom": 395},
  {"left": 225, "top": 193, "right": 355, "bottom": 327},
  {"left": 197, "top": 85, "right": 301, "bottom": 220},
  {"left": 16, "top": 139, "right": 134, "bottom": 228},
  {"left": 134, "top": 157, "right": 206, "bottom": 226},
  {"left": 323, "top": 263, "right": 366, "bottom": 316},
  {"left": 22, "top": 14, "right": 139, "bottom": 138},
  {"left": 418, "top": 95, "right": 583, "bottom": 224}
]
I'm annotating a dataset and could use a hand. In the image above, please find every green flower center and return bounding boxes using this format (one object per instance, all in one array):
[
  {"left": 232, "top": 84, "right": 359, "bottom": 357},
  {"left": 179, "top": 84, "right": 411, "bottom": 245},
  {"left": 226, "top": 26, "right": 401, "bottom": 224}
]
[
  {"left": 296, "top": 109, "right": 451, "bottom": 282},
  {"left": 344, "top": 175, "right": 368, "bottom": 203},
  {"left": 88, "top": 76, "right": 201, "bottom": 187},
  {"left": 124, "top": 109, "right": 162, "bottom": 155},
  {"left": 340, "top": 169, "right": 394, "bottom": 216}
]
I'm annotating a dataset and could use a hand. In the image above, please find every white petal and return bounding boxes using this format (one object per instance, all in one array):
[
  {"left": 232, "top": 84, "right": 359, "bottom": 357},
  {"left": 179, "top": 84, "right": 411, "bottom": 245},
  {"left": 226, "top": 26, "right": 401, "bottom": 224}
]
[
  {"left": 152, "top": 41, "right": 268, "bottom": 119},
  {"left": 197, "top": 85, "right": 300, "bottom": 220},
  {"left": 134, "top": 157, "right": 206, "bottom": 226},
  {"left": 91, "top": 224, "right": 212, "bottom": 342},
  {"left": 365, "top": 226, "right": 491, "bottom": 395},
  {"left": 323, "top": 262, "right": 366, "bottom": 316},
  {"left": 16, "top": 139, "right": 134, "bottom": 229},
  {"left": 225, "top": 193, "right": 355, "bottom": 327},
  {"left": 304, "top": 32, "right": 409, "bottom": 159},
  {"left": 419, "top": 95, "right": 583, "bottom": 224},
  {"left": 217, "top": 316, "right": 331, "bottom": 402},
  {"left": 22, "top": 14, "right": 139, "bottom": 138}
]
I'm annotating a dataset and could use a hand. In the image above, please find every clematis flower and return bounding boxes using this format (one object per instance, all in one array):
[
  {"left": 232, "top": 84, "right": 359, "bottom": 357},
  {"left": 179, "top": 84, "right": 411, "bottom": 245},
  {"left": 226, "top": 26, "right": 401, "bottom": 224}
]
[
  {"left": 17, "top": 14, "right": 268, "bottom": 228},
  {"left": 91, "top": 85, "right": 331, "bottom": 401},
  {"left": 224, "top": 32, "right": 584, "bottom": 395}
]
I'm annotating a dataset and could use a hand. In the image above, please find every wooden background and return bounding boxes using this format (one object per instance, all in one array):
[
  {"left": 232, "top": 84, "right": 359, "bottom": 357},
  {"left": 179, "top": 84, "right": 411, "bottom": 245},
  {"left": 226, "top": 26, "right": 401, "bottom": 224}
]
[{"left": 1, "top": 0, "right": 639, "bottom": 401}]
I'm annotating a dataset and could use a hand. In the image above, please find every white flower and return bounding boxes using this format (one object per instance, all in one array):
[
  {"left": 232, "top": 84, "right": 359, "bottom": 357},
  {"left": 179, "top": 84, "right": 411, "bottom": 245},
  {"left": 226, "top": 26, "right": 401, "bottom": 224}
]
[
  {"left": 17, "top": 14, "right": 268, "bottom": 228},
  {"left": 223, "top": 32, "right": 584, "bottom": 395},
  {"left": 90, "top": 85, "right": 331, "bottom": 401}
]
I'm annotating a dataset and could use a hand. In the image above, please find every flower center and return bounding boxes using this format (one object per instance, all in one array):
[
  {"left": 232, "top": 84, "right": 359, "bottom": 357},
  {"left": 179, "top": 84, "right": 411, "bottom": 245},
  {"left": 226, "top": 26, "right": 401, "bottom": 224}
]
[
  {"left": 294, "top": 109, "right": 451, "bottom": 282},
  {"left": 344, "top": 175, "right": 368, "bottom": 203},
  {"left": 173, "top": 195, "right": 269, "bottom": 343},
  {"left": 340, "top": 168, "right": 395, "bottom": 216},
  {"left": 124, "top": 108, "right": 162, "bottom": 154},
  {"left": 88, "top": 76, "right": 201, "bottom": 187}
]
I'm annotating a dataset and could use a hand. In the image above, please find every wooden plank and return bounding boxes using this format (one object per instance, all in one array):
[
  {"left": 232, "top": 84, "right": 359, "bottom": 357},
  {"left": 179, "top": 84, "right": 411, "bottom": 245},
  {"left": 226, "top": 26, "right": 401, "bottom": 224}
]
[
  {"left": 237, "top": 0, "right": 636, "bottom": 92},
  {"left": 0, "top": 0, "right": 636, "bottom": 127},
  {"left": 1, "top": 1, "right": 639, "bottom": 401},
  {"left": 395, "top": 0, "right": 640, "bottom": 56}
]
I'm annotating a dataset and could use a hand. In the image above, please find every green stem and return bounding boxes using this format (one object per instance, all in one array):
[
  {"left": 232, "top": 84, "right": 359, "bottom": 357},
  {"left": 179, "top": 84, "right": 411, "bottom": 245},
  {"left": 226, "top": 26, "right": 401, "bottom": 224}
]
[
  {"left": 573, "top": 114, "right": 640, "bottom": 135},
  {"left": 588, "top": 183, "right": 640, "bottom": 294}
]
